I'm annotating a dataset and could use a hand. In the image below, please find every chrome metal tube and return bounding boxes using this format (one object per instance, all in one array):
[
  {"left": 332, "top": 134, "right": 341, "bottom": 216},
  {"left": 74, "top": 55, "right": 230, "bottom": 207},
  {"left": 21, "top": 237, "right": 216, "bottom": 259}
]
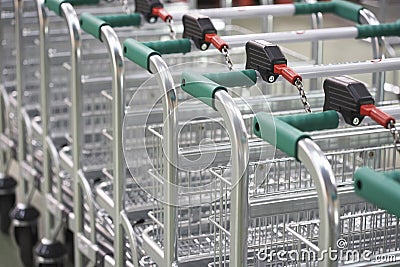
[
  {"left": 214, "top": 90, "right": 249, "bottom": 267},
  {"left": 297, "top": 138, "right": 339, "bottom": 267},
  {"left": 149, "top": 55, "right": 178, "bottom": 267},
  {"left": 101, "top": 25, "right": 126, "bottom": 267},
  {"left": 291, "top": 58, "right": 400, "bottom": 79},
  {"left": 222, "top": 26, "right": 358, "bottom": 47},
  {"left": 168, "top": 4, "right": 295, "bottom": 21}
]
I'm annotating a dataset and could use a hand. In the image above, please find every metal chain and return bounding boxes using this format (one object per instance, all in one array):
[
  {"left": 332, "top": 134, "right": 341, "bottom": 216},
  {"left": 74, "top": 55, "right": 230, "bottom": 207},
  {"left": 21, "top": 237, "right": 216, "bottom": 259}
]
[
  {"left": 221, "top": 47, "right": 233, "bottom": 71},
  {"left": 120, "top": 0, "right": 131, "bottom": 14},
  {"left": 166, "top": 18, "right": 176, "bottom": 40},
  {"left": 294, "top": 78, "right": 312, "bottom": 113},
  {"left": 388, "top": 121, "right": 400, "bottom": 152}
]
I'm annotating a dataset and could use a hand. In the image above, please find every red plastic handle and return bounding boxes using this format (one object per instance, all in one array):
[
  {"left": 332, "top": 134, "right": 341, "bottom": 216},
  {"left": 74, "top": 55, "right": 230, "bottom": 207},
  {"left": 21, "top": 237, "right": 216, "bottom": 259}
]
[
  {"left": 204, "top": 33, "right": 229, "bottom": 52},
  {"left": 273, "top": 64, "right": 302, "bottom": 85},
  {"left": 360, "top": 104, "right": 395, "bottom": 128},
  {"left": 152, "top": 7, "right": 172, "bottom": 22}
]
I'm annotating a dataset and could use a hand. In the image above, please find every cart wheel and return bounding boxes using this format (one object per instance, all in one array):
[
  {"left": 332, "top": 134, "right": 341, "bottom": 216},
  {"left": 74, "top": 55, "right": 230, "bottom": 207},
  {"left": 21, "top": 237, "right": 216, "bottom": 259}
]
[
  {"left": 10, "top": 204, "right": 40, "bottom": 267},
  {"left": 64, "top": 228, "right": 74, "bottom": 262},
  {"left": 35, "top": 239, "right": 66, "bottom": 267},
  {"left": 0, "top": 175, "right": 17, "bottom": 234}
]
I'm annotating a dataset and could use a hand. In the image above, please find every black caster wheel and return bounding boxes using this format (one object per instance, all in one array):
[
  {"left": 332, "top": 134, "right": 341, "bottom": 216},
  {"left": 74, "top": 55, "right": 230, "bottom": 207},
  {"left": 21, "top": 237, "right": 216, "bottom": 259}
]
[
  {"left": 0, "top": 175, "right": 17, "bottom": 234},
  {"left": 64, "top": 228, "right": 74, "bottom": 262},
  {"left": 35, "top": 239, "right": 67, "bottom": 267},
  {"left": 10, "top": 204, "right": 40, "bottom": 267}
]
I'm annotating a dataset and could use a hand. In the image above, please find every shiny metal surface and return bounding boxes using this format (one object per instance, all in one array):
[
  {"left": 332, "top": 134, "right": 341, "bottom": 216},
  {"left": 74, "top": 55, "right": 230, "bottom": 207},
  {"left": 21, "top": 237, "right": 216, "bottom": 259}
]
[
  {"left": 149, "top": 54, "right": 178, "bottom": 267},
  {"left": 101, "top": 25, "right": 126, "bottom": 267},
  {"left": 214, "top": 90, "right": 249, "bottom": 267},
  {"left": 297, "top": 138, "right": 339, "bottom": 267}
]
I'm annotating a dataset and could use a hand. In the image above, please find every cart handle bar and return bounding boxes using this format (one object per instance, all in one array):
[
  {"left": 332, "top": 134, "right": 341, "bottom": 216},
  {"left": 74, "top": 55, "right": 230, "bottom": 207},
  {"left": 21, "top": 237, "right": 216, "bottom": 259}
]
[
  {"left": 253, "top": 111, "right": 339, "bottom": 160},
  {"left": 356, "top": 20, "right": 400, "bottom": 39},
  {"left": 294, "top": 0, "right": 363, "bottom": 23},
  {"left": 80, "top": 12, "right": 141, "bottom": 41},
  {"left": 180, "top": 71, "right": 257, "bottom": 110},
  {"left": 354, "top": 167, "right": 400, "bottom": 218},
  {"left": 45, "top": 0, "right": 99, "bottom": 16}
]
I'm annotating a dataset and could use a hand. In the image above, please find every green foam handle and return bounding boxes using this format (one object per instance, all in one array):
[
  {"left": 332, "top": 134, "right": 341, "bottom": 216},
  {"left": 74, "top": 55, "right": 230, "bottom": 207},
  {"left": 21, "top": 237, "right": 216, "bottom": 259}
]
[
  {"left": 181, "top": 72, "right": 227, "bottom": 109},
  {"left": 354, "top": 167, "right": 400, "bottom": 218},
  {"left": 204, "top": 69, "right": 257, "bottom": 88},
  {"left": 123, "top": 39, "right": 160, "bottom": 72},
  {"left": 357, "top": 21, "right": 400, "bottom": 39},
  {"left": 45, "top": 0, "right": 99, "bottom": 16},
  {"left": 294, "top": 0, "right": 363, "bottom": 23},
  {"left": 96, "top": 13, "right": 141, "bottom": 28},
  {"left": 80, "top": 13, "right": 142, "bottom": 40},
  {"left": 253, "top": 111, "right": 339, "bottom": 160},
  {"left": 142, "top": 39, "right": 192, "bottom": 55},
  {"left": 80, "top": 12, "right": 107, "bottom": 40}
]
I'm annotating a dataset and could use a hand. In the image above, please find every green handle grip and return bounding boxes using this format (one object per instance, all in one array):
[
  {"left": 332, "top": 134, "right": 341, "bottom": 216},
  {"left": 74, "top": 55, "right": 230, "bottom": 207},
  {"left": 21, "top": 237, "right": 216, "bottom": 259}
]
[
  {"left": 97, "top": 13, "right": 141, "bottom": 28},
  {"left": 45, "top": 0, "right": 99, "bottom": 16},
  {"left": 253, "top": 111, "right": 339, "bottom": 160},
  {"left": 294, "top": 0, "right": 363, "bottom": 23},
  {"left": 354, "top": 167, "right": 400, "bottom": 218},
  {"left": 123, "top": 39, "right": 160, "bottom": 72},
  {"left": 279, "top": 110, "right": 339, "bottom": 132},
  {"left": 204, "top": 69, "right": 257, "bottom": 88},
  {"left": 181, "top": 72, "right": 226, "bottom": 109},
  {"left": 357, "top": 21, "right": 400, "bottom": 39},
  {"left": 142, "top": 39, "right": 192, "bottom": 55},
  {"left": 80, "top": 13, "right": 141, "bottom": 40}
]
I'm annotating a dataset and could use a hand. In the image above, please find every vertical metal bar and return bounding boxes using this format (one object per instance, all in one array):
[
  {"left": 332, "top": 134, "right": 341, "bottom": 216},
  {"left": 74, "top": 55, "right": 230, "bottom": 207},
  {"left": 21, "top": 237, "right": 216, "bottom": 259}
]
[
  {"left": 297, "top": 138, "right": 339, "bottom": 267},
  {"left": 14, "top": 0, "right": 26, "bottom": 202},
  {"left": 310, "top": 12, "right": 323, "bottom": 91},
  {"left": 59, "top": 3, "right": 84, "bottom": 266},
  {"left": 101, "top": 25, "right": 125, "bottom": 267},
  {"left": 149, "top": 55, "right": 178, "bottom": 266},
  {"left": 214, "top": 90, "right": 249, "bottom": 267},
  {"left": 359, "top": 9, "right": 385, "bottom": 102}
]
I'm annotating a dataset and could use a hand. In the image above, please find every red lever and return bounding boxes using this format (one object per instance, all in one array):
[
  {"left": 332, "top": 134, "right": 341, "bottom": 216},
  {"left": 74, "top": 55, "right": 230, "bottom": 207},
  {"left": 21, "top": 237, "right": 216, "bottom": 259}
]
[
  {"left": 151, "top": 7, "right": 172, "bottom": 22},
  {"left": 273, "top": 64, "right": 302, "bottom": 85},
  {"left": 204, "top": 33, "right": 229, "bottom": 52},
  {"left": 360, "top": 104, "right": 395, "bottom": 128}
]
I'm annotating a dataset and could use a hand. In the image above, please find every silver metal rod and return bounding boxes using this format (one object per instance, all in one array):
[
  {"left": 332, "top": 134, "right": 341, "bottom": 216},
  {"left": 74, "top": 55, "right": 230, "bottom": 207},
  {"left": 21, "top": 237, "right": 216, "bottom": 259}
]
[
  {"left": 222, "top": 26, "right": 358, "bottom": 47},
  {"left": 214, "top": 90, "right": 249, "bottom": 267},
  {"left": 310, "top": 11, "right": 323, "bottom": 91},
  {"left": 149, "top": 55, "right": 178, "bottom": 266},
  {"left": 297, "top": 138, "right": 339, "bottom": 267},
  {"left": 168, "top": 4, "right": 295, "bottom": 21},
  {"left": 101, "top": 25, "right": 125, "bottom": 267},
  {"left": 0, "top": 86, "right": 11, "bottom": 174},
  {"left": 15, "top": 0, "right": 27, "bottom": 203},
  {"left": 291, "top": 58, "right": 400, "bottom": 79},
  {"left": 58, "top": 3, "right": 85, "bottom": 266},
  {"left": 121, "top": 211, "right": 139, "bottom": 266}
]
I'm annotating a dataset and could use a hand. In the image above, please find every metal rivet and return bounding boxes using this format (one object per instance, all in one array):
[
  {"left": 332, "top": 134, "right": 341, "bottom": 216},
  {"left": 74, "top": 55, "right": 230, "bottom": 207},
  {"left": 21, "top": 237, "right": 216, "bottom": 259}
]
[
  {"left": 353, "top": 117, "right": 360, "bottom": 125},
  {"left": 268, "top": 76, "right": 275, "bottom": 83},
  {"left": 201, "top": 43, "right": 208, "bottom": 50}
]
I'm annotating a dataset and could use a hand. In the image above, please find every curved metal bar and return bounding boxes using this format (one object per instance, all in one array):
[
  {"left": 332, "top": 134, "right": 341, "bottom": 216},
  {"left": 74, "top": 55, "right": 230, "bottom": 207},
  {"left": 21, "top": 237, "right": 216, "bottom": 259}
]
[
  {"left": 100, "top": 25, "right": 126, "bottom": 267},
  {"left": 297, "top": 138, "right": 339, "bottom": 267},
  {"left": 214, "top": 90, "right": 249, "bottom": 267},
  {"left": 77, "top": 170, "right": 96, "bottom": 243},
  {"left": 359, "top": 9, "right": 385, "bottom": 101},
  {"left": 148, "top": 54, "right": 178, "bottom": 266},
  {"left": 121, "top": 211, "right": 139, "bottom": 266},
  {"left": 20, "top": 108, "right": 34, "bottom": 204}
]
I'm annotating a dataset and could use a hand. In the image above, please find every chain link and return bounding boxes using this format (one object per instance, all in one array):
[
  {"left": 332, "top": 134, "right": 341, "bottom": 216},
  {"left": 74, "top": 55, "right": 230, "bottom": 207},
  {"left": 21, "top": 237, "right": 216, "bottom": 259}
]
[
  {"left": 166, "top": 18, "right": 176, "bottom": 40},
  {"left": 120, "top": 0, "right": 131, "bottom": 14},
  {"left": 294, "top": 78, "right": 312, "bottom": 113},
  {"left": 221, "top": 47, "right": 233, "bottom": 71},
  {"left": 389, "top": 121, "right": 400, "bottom": 152}
]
